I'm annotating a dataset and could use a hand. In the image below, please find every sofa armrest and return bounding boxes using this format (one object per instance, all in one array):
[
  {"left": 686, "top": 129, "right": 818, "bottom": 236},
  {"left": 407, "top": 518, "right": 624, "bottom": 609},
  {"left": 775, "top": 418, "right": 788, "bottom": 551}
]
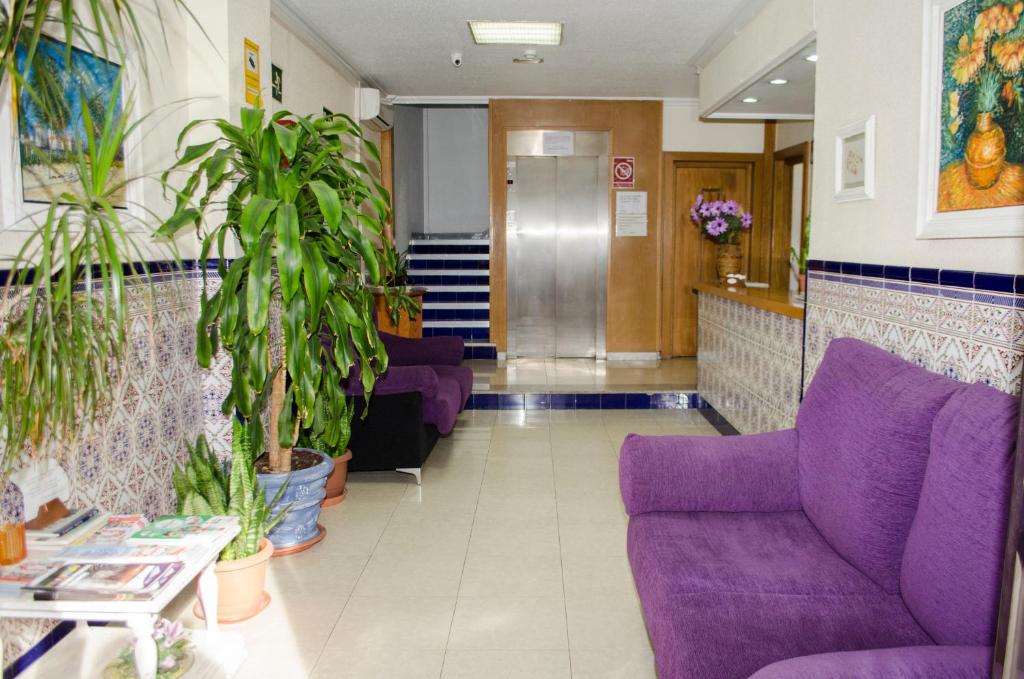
[
  {"left": 619, "top": 429, "right": 801, "bottom": 515},
  {"left": 749, "top": 645, "right": 991, "bottom": 679},
  {"left": 346, "top": 365, "right": 439, "bottom": 400},
  {"left": 380, "top": 332, "right": 465, "bottom": 367}
]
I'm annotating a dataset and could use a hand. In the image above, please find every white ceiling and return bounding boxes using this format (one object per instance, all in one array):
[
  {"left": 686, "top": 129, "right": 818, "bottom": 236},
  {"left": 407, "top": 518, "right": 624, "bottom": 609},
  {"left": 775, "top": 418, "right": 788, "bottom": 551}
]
[
  {"left": 710, "top": 41, "right": 816, "bottom": 119},
  {"left": 277, "top": 0, "right": 769, "bottom": 98}
]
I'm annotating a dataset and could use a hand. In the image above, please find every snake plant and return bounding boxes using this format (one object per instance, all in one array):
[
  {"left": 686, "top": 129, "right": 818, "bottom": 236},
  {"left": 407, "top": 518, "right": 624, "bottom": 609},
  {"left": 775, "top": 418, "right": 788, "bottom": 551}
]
[
  {"left": 159, "top": 107, "right": 405, "bottom": 474},
  {"left": 173, "top": 420, "right": 289, "bottom": 561}
]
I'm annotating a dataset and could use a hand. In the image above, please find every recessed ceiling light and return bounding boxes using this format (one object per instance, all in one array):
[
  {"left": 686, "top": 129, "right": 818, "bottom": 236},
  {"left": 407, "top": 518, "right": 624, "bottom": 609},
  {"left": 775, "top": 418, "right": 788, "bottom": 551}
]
[
  {"left": 769, "top": 78, "right": 788, "bottom": 85},
  {"left": 513, "top": 49, "right": 544, "bottom": 64},
  {"left": 741, "top": 97, "right": 758, "bottom": 104},
  {"left": 468, "top": 20, "right": 563, "bottom": 46},
  {"left": 805, "top": 54, "right": 818, "bottom": 62}
]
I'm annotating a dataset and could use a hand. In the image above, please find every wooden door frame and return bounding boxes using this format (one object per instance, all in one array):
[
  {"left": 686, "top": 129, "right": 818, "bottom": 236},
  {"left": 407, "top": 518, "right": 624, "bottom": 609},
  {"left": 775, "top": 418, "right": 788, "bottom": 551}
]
[
  {"left": 770, "top": 141, "right": 812, "bottom": 289},
  {"left": 380, "top": 127, "right": 395, "bottom": 244},
  {"left": 659, "top": 152, "right": 764, "bottom": 355}
]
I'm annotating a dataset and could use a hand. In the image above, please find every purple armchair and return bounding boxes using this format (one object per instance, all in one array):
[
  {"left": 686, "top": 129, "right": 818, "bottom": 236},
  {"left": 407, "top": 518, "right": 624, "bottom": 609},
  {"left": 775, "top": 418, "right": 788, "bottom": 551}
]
[
  {"left": 346, "top": 332, "right": 473, "bottom": 482},
  {"left": 621, "top": 338, "right": 1017, "bottom": 679}
]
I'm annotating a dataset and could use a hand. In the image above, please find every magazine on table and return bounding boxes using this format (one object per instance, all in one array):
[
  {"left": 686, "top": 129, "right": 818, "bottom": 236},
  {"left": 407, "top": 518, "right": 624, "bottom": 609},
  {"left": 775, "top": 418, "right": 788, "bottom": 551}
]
[
  {"left": 26, "top": 561, "right": 185, "bottom": 601},
  {"left": 53, "top": 543, "right": 208, "bottom": 564},
  {"left": 25, "top": 512, "right": 106, "bottom": 547},
  {"left": 25, "top": 507, "right": 99, "bottom": 539},
  {"left": 129, "top": 515, "right": 238, "bottom": 545},
  {"left": 80, "top": 514, "right": 149, "bottom": 546},
  {"left": 0, "top": 559, "right": 56, "bottom": 598}
]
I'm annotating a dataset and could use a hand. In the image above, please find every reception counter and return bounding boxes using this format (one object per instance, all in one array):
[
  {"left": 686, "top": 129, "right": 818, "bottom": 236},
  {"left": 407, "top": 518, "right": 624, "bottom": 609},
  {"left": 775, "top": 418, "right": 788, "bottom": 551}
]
[{"left": 693, "top": 283, "right": 804, "bottom": 434}]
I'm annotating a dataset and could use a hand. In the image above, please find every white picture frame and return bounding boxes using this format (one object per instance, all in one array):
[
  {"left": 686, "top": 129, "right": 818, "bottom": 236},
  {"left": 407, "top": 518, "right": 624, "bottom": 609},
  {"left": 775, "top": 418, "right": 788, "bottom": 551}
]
[
  {"left": 916, "top": 0, "right": 1024, "bottom": 239},
  {"left": 834, "top": 115, "right": 875, "bottom": 202}
]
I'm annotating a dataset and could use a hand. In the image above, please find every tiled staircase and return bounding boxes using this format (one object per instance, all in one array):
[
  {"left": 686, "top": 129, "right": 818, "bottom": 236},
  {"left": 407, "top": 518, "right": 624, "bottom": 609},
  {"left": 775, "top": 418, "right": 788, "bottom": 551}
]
[{"left": 407, "top": 235, "right": 498, "bottom": 360}]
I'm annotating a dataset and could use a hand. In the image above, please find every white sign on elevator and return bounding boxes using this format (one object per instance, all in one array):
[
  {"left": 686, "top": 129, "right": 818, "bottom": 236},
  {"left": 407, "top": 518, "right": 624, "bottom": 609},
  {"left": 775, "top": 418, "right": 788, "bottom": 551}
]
[{"left": 541, "top": 131, "right": 574, "bottom": 156}]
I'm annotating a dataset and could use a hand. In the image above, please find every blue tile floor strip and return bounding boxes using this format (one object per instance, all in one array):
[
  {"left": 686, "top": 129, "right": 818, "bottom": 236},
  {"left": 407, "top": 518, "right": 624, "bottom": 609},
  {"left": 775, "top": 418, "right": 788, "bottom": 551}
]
[{"left": 466, "top": 391, "right": 704, "bottom": 410}]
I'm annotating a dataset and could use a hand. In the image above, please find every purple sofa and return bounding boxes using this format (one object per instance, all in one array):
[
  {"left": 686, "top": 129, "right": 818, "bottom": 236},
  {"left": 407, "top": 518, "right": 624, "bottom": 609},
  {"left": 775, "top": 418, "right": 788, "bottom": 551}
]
[
  {"left": 346, "top": 332, "right": 473, "bottom": 481},
  {"left": 620, "top": 338, "right": 1018, "bottom": 678}
]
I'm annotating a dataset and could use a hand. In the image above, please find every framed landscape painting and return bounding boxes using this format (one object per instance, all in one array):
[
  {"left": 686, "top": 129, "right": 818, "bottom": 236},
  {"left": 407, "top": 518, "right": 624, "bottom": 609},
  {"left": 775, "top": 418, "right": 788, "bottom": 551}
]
[
  {"left": 13, "top": 36, "right": 127, "bottom": 207},
  {"left": 918, "top": 0, "right": 1024, "bottom": 238}
]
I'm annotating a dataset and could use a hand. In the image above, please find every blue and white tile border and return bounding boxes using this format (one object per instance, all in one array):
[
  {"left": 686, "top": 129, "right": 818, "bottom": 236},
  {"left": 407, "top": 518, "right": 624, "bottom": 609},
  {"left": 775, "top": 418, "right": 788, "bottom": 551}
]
[
  {"left": 466, "top": 391, "right": 703, "bottom": 410},
  {"left": 805, "top": 260, "right": 1024, "bottom": 395}
]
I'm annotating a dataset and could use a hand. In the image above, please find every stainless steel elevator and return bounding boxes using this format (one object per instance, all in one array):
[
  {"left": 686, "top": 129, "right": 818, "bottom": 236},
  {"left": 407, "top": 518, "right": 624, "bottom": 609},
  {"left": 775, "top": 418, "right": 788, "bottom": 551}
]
[{"left": 506, "top": 131, "right": 609, "bottom": 358}]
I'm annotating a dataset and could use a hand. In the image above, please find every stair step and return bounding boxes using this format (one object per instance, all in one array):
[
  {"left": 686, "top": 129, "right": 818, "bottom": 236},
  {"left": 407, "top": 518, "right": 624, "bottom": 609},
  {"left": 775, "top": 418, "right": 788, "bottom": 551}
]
[{"left": 408, "top": 252, "right": 489, "bottom": 260}]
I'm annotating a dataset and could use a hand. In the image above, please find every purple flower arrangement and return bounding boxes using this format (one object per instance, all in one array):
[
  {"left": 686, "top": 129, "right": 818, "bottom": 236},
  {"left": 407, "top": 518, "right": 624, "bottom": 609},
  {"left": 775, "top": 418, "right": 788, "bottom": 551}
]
[{"left": 689, "top": 194, "right": 753, "bottom": 244}]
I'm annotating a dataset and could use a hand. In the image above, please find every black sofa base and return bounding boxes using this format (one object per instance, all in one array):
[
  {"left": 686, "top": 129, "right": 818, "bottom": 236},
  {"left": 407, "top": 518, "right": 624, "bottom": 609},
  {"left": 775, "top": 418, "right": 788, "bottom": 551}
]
[{"left": 348, "top": 391, "right": 441, "bottom": 476}]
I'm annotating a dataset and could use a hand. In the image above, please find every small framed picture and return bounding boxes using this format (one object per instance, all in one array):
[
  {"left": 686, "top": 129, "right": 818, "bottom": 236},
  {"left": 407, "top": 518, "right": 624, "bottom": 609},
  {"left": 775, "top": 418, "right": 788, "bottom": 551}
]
[{"left": 834, "top": 115, "right": 876, "bottom": 202}]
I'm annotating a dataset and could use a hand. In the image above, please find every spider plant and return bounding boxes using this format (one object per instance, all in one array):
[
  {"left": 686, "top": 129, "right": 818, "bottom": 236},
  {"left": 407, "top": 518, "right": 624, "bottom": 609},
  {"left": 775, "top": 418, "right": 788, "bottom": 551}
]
[
  {"left": 0, "top": 1, "right": 196, "bottom": 478},
  {"left": 159, "top": 107, "right": 402, "bottom": 474}
]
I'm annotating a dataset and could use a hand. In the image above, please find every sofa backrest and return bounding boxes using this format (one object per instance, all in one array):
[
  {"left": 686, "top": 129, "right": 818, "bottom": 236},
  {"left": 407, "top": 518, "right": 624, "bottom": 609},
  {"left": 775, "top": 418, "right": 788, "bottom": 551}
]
[
  {"left": 900, "top": 381, "right": 1017, "bottom": 645},
  {"left": 796, "top": 338, "right": 964, "bottom": 593}
]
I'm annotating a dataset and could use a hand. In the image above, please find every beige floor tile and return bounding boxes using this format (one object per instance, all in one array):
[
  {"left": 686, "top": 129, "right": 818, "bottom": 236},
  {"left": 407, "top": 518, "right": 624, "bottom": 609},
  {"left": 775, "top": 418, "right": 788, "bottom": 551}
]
[
  {"left": 441, "top": 650, "right": 570, "bottom": 679},
  {"left": 378, "top": 510, "right": 475, "bottom": 553},
  {"left": 311, "top": 647, "right": 445, "bottom": 679},
  {"left": 448, "top": 596, "right": 569, "bottom": 651},
  {"left": 570, "top": 648, "right": 657, "bottom": 679},
  {"left": 558, "top": 521, "right": 629, "bottom": 559},
  {"left": 459, "top": 553, "right": 564, "bottom": 597},
  {"left": 565, "top": 594, "right": 651, "bottom": 651},
  {"left": 328, "top": 596, "right": 457, "bottom": 650},
  {"left": 468, "top": 519, "right": 562, "bottom": 557},
  {"left": 561, "top": 556, "right": 637, "bottom": 598},
  {"left": 353, "top": 542, "right": 468, "bottom": 597}
]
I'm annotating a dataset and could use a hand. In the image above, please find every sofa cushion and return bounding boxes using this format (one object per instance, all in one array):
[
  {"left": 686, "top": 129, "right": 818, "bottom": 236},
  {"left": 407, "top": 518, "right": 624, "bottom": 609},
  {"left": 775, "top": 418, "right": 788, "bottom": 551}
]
[
  {"left": 420, "top": 374, "right": 462, "bottom": 435},
  {"left": 430, "top": 364, "right": 473, "bottom": 410},
  {"left": 900, "top": 382, "right": 1017, "bottom": 645},
  {"left": 750, "top": 645, "right": 991, "bottom": 679},
  {"left": 797, "top": 338, "right": 964, "bottom": 593},
  {"left": 628, "top": 510, "right": 932, "bottom": 679}
]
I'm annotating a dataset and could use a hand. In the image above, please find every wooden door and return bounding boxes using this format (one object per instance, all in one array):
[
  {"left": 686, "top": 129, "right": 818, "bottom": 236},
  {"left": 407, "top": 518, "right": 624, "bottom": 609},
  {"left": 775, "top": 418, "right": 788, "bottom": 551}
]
[{"left": 661, "top": 155, "right": 759, "bottom": 357}]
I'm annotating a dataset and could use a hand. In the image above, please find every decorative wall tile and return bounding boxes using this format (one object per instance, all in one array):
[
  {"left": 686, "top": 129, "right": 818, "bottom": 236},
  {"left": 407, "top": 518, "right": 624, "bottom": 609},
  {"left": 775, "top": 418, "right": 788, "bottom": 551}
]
[
  {"left": 805, "top": 269, "right": 1023, "bottom": 396},
  {"left": 0, "top": 269, "right": 236, "bottom": 667},
  {"left": 697, "top": 294, "right": 803, "bottom": 434}
]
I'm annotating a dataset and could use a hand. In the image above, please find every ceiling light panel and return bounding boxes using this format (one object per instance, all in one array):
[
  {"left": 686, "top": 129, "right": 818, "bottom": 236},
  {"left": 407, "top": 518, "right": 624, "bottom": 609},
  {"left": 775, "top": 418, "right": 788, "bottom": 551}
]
[{"left": 468, "top": 20, "right": 563, "bottom": 46}]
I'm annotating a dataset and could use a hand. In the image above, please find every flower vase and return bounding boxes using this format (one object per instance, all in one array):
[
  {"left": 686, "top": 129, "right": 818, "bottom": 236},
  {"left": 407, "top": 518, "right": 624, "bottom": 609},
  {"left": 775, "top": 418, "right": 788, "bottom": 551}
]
[
  {"left": 716, "top": 243, "right": 742, "bottom": 283},
  {"left": 965, "top": 112, "right": 1006, "bottom": 190}
]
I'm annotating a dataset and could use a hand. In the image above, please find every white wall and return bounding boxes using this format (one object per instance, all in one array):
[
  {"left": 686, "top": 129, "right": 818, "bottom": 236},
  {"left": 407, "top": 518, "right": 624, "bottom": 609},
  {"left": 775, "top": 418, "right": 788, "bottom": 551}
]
[
  {"left": 269, "top": 17, "right": 359, "bottom": 119},
  {"left": 424, "top": 107, "right": 489, "bottom": 234},
  {"left": 776, "top": 120, "right": 813, "bottom": 150},
  {"left": 809, "top": 0, "right": 1024, "bottom": 273},
  {"left": 663, "top": 100, "right": 764, "bottom": 153}
]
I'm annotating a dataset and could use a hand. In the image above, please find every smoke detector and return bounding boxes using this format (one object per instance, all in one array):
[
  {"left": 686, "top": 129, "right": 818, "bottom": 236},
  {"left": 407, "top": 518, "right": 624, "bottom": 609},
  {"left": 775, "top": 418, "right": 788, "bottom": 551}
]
[{"left": 513, "top": 49, "right": 544, "bottom": 64}]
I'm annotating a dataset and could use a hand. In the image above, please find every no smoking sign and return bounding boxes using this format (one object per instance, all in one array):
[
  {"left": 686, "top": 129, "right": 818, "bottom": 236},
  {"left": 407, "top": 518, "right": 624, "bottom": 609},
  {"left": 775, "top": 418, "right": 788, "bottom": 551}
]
[{"left": 612, "top": 156, "right": 635, "bottom": 189}]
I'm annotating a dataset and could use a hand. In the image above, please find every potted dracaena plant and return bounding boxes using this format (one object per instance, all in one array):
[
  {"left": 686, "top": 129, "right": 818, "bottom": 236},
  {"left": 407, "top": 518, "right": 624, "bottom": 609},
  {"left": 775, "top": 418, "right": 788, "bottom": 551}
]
[
  {"left": 0, "top": 1, "right": 194, "bottom": 564},
  {"left": 371, "top": 243, "right": 425, "bottom": 338},
  {"left": 173, "top": 420, "right": 288, "bottom": 623},
  {"left": 298, "top": 394, "right": 355, "bottom": 507},
  {"left": 159, "top": 107, "right": 402, "bottom": 554}
]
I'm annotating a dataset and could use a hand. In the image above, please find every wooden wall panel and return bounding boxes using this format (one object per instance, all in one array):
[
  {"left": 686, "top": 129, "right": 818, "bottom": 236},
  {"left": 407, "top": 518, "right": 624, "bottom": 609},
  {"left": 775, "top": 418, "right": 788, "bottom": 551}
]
[{"left": 488, "top": 99, "right": 663, "bottom": 354}]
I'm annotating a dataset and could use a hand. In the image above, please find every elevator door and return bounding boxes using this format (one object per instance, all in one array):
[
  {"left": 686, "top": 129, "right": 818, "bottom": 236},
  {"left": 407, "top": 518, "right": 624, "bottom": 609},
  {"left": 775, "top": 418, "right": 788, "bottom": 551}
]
[{"left": 508, "top": 154, "right": 605, "bottom": 358}]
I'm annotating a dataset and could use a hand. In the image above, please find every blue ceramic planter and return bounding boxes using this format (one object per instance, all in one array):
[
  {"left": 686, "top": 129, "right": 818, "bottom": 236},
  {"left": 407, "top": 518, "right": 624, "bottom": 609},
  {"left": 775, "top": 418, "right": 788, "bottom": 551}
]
[{"left": 259, "top": 448, "right": 332, "bottom": 550}]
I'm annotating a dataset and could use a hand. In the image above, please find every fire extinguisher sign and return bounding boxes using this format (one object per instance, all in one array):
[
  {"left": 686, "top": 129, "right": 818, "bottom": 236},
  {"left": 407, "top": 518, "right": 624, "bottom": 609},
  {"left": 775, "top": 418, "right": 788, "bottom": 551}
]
[{"left": 612, "top": 157, "right": 635, "bottom": 189}]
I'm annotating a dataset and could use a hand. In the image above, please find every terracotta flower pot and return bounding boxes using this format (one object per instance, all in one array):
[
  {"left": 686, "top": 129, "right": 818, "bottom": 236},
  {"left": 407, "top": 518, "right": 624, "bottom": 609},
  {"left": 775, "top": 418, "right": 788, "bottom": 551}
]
[
  {"left": 716, "top": 243, "right": 742, "bottom": 282},
  {"left": 322, "top": 450, "right": 353, "bottom": 507},
  {"left": 195, "top": 538, "right": 273, "bottom": 624},
  {"left": 965, "top": 112, "right": 1006, "bottom": 190}
]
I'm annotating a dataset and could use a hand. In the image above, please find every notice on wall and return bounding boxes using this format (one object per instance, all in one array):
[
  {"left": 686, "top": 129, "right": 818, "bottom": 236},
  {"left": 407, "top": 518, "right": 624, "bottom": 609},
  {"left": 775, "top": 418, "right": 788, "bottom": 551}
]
[
  {"left": 615, "top": 191, "right": 648, "bottom": 237},
  {"left": 244, "top": 38, "right": 261, "bottom": 107},
  {"left": 271, "top": 63, "right": 283, "bottom": 102},
  {"left": 612, "top": 156, "right": 635, "bottom": 189},
  {"left": 542, "top": 131, "right": 574, "bottom": 156}
]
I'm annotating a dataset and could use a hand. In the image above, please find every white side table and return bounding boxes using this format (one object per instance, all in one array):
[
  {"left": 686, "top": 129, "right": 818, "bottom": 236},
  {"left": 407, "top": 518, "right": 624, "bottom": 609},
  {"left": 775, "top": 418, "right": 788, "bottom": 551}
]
[{"left": 0, "top": 527, "right": 239, "bottom": 679}]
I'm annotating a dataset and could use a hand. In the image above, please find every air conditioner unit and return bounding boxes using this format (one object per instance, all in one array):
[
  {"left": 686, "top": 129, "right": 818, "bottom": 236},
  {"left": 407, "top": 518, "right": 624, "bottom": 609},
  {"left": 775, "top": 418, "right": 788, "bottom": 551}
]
[{"left": 360, "top": 88, "right": 393, "bottom": 130}]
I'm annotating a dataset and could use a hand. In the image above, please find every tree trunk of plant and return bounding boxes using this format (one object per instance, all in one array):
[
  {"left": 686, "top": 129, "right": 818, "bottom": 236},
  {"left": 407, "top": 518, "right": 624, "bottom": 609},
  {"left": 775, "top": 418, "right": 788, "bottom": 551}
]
[{"left": 267, "top": 349, "right": 291, "bottom": 473}]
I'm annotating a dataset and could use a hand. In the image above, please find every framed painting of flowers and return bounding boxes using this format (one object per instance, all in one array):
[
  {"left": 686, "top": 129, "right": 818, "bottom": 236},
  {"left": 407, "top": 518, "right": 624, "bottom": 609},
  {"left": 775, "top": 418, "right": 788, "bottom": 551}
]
[{"left": 918, "top": 0, "right": 1024, "bottom": 238}]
